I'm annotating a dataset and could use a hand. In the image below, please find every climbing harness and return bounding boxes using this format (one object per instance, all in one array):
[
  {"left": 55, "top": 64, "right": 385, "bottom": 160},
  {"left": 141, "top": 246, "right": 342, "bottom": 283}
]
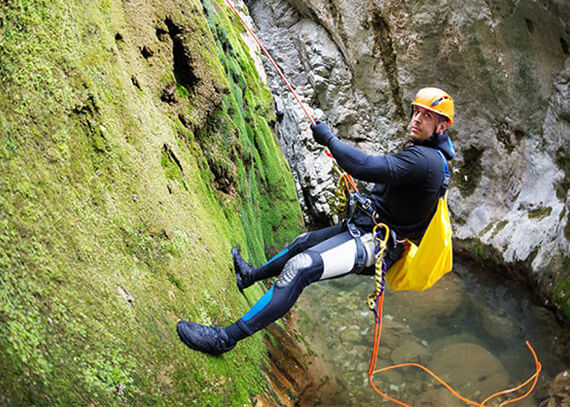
[
  {"left": 344, "top": 190, "right": 374, "bottom": 223},
  {"left": 222, "top": 2, "right": 542, "bottom": 405}
]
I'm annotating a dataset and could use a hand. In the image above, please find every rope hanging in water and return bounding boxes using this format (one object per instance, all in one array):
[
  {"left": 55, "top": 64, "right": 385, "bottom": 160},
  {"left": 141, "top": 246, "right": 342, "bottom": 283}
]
[
  {"left": 367, "top": 223, "right": 541, "bottom": 406},
  {"left": 368, "top": 309, "right": 541, "bottom": 406}
]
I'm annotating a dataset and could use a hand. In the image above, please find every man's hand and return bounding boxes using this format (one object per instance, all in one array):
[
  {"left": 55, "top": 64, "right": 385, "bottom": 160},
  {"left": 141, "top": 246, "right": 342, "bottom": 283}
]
[{"left": 310, "top": 120, "right": 335, "bottom": 146}]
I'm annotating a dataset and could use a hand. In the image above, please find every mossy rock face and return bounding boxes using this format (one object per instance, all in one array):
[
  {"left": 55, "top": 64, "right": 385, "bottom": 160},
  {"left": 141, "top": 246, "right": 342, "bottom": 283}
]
[
  {"left": 0, "top": 0, "right": 303, "bottom": 405},
  {"left": 536, "top": 255, "right": 570, "bottom": 323},
  {"left": 554, "top": 264, "right": 570, "bottom": 321},
  {"left": 454, "top": 146, "right": 484, "bottom": 197}
]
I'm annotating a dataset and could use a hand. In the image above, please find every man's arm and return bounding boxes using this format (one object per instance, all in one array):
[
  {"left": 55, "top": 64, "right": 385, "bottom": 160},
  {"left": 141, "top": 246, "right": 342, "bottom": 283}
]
[
  {"left": 327, "top": 137, "right": 391, "bottom": 183},
  {"left": 311, "top": 121, "right": 427, "bottom": 185},
  {"left": 311, "top": 121, "right": 390, "bottom": 183}
]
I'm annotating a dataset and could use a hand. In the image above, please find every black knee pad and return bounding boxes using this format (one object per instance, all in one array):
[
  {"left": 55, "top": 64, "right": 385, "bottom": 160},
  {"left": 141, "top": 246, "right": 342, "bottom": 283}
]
[{"left": 275, "top": 251, "right": 323, "bottom": 288}]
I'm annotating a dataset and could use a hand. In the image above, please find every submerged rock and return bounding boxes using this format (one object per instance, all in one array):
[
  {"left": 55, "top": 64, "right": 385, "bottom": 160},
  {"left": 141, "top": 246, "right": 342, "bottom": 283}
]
[
  {"left": 390, "top": 339, "right": 431, "bottom": 365},
  {"left": 378, "top": 318, "right": 413, "bottom": 350},
  {"left": 472, "top": 298, "right": 524, "bottom": 340},
  {"left": 388, "top": 272, "right": 466, "bottom": 328},
  {"left": 428, "top": 343, "right": 509, "bottom": 398},
  {"left": 339, "top": 325, "right": 363, "bottom": 343},
  {"left": 413, "top": 388, "right": 466, "bottom": 407}
]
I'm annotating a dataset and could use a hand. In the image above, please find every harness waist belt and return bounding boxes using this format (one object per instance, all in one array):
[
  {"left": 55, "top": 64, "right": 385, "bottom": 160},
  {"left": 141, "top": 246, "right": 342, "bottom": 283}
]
[{"left": 346, "top": 192, "right": 375, "bottom": 222}]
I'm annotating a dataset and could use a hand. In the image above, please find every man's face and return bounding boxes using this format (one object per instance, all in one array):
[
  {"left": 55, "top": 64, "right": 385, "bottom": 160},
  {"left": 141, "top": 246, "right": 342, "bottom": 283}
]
[{"left": 409, "top": 106, "right": 444, "bottom": 141}]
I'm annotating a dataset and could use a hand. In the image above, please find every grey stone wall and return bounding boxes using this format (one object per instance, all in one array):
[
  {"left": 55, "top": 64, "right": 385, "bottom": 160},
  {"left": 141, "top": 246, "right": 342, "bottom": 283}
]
[{"left": 246, "top": 0, "right": 570, "bottom": 315}]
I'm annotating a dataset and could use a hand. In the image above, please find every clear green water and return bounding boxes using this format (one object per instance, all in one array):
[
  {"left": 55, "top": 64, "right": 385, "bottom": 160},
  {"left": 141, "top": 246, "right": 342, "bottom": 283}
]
[{"left": 295, "top": 258, "right": 570, "bottom": 406}]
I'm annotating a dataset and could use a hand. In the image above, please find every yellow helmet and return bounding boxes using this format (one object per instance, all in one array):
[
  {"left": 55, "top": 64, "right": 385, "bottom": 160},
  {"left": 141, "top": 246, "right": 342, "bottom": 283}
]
[{"left": 411, "top": 87, "right": 454, "bottom": 126}]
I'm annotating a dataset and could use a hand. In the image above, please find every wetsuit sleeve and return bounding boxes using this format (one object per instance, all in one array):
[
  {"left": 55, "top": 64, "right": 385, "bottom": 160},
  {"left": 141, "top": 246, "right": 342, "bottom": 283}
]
[
  {"left": 328, "top": 137, "right": 390, "bottom": 183},
  {"left": 328, "top": 137, "right": 428, "bottom": 185}
]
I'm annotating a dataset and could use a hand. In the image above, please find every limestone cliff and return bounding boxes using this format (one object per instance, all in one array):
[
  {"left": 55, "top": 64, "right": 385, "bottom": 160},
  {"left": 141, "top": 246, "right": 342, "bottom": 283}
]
[{"left": 247, "top": 0, "right": 570, "bottom": 319}]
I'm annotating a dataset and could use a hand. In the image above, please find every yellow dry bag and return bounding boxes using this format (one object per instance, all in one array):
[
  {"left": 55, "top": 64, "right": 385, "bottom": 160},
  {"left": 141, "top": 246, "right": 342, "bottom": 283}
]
[
  {"left": 386, "top": 192, "right": 452, "bottom": 291},
  {"left": 386, "top": 146, "right": 453, "bottom": 292}
]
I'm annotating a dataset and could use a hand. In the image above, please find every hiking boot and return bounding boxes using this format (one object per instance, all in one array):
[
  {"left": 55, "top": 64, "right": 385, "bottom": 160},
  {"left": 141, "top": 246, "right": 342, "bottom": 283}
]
[
  {"left": 232, "top": 247, "right": 255, "bottom": 290},
  {"left": 176, "top": 321, "right": 236, "bottom": 356}
]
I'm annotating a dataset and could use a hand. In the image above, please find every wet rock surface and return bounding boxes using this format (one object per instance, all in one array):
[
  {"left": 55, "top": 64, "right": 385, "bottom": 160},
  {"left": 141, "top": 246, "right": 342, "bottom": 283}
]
[
  {"left": 429, "top": 343, "right": 509, "bottom": 398},
  {"left": 256, "top": 324, "right": 312, "bottom": 407},
  {"left": 538, "top": 370, "right": 570, "bottom": 407}
]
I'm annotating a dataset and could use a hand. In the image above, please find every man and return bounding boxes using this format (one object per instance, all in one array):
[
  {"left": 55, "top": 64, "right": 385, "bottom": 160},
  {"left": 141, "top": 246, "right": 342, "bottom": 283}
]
[{"left": 176, "top": 87, "right": 456, "bottom": 355}]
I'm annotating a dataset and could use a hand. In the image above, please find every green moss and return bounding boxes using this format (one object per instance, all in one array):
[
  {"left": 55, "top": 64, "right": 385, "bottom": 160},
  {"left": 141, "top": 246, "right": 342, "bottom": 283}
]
[
  {"left": 195, "top": 0, "right": 303, "bottom": 262},
  {"left": 480, "top": 219, "right": 509, "bottom": 238},
  {"left": 479, "top": 221, "right": 496, "bottom": 237},
  {"left": 161, "top": 146, "right": 189, "bottom": 191},
  {"left": 0, "top": 0, "right": 303, "bottom": 405},
  {"left": 527, "top": 206, "right": 552, "bottom": 219},
  {"left": 454, "top": 147, "right": 484, "bottom": 197},
  {"left": 472, "top": 240, "right": 483, "bottom": 258},
  {"left": 553, "top": 263, "right": 570, "bottom": 320},
  {"left": 492, "top": 220, "right": 509, "bottom": 238}
]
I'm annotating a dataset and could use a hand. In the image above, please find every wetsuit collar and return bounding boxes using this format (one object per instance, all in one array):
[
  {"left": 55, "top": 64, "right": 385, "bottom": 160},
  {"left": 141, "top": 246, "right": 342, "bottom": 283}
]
[{"left": 411, "top": 131, "right": 455, "bottom": 161}]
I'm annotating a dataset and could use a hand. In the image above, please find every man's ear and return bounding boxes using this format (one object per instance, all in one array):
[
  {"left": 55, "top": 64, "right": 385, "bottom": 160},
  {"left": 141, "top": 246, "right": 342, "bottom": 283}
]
[{"left": 436, "top": 121, "right": 448, "bottom": 134}]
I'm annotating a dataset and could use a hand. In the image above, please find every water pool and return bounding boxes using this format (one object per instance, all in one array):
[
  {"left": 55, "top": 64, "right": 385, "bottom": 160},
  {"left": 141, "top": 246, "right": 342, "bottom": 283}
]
[{"left": 294, "top": 257, "right": 570, "bottom": 406}]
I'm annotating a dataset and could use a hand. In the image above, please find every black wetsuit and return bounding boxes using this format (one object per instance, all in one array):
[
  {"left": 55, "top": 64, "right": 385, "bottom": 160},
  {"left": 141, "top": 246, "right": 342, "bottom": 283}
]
[
  {"left": 226, "top": 132, "right": 455, "bottom": 342},
  {"left": 330, "top": 131, "right": 455, "bottom": 239}
]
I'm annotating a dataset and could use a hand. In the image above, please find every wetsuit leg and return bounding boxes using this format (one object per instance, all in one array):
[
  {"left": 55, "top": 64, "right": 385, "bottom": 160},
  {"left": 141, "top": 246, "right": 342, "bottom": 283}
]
[
  {"left": 240, "top": 224, "right": 344, "bottom": 281},
  {"left": 227, "top": 231, "right": 364, "bottom": 340}
]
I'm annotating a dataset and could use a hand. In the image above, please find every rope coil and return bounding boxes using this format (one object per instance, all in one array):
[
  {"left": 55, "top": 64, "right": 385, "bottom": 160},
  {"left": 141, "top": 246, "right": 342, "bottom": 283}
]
[
  {"left": 367, "top": 223, "right": 390, "bottom": 312},
  {"left": 331, "top": 158, "right": 359, "bottom": 214}
]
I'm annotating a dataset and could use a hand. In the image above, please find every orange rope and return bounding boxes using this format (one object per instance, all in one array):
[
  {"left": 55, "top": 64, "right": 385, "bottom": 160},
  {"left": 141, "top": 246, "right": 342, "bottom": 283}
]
[
  {"left": 343, "top": 173, "right": 358, "bottom": 192},
  {"left": 339, "top": 173, "right": 357, "bottom": 194},
  {"left": 368, "top": 293, "right": 542, "bottom": 406},
  {"left": 483, "top": 342, "right": 542, "bottom": 407},
  {"left": 221, "top": 0, "right": 358, "bottom": 194},
  {"left": 221, "top": 0, "right": 315, "bottom": 125}
]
